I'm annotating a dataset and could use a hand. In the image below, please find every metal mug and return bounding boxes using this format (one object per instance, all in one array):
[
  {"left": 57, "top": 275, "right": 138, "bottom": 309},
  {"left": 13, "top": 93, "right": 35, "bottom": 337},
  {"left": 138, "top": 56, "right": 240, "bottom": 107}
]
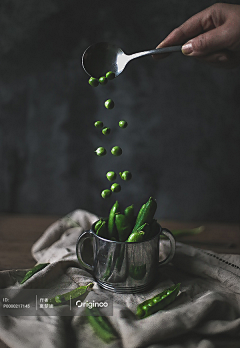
[{"left": 76, "top": 221, "right": 175, "bottom": 293}]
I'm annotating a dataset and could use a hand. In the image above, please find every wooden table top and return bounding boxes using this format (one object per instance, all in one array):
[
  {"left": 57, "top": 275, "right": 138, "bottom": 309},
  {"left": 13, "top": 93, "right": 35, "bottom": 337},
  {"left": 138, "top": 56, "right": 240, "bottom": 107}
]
[{"left": 0, "top": 213, "right": 239, "bottom": 271}]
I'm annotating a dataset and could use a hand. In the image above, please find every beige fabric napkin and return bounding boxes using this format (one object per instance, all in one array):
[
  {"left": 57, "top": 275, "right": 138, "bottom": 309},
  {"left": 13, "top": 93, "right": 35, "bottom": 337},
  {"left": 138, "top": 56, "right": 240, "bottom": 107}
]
[{"left": 0, "top": 209, "right": 240, "bottom": 348}]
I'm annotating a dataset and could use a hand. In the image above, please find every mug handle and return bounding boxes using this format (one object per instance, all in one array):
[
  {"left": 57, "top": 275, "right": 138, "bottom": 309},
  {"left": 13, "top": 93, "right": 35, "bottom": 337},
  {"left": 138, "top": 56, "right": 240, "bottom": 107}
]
[
  {"left": 76, "top": 230, "right": 94, "bottom": 272},
  {"left": 158, "top": 228, "right": 176, "bottom": 265}
]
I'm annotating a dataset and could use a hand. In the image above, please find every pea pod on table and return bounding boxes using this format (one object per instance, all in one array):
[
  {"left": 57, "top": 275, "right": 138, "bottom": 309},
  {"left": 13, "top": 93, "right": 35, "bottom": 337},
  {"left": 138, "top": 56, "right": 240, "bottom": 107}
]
[
  {"left": 86, "top": 306, "right": 119, "bottom": 343},
  {"left": 20, "top": 263, "right": 50, "bottom": 284},
  {"left": 136, "top": 283, "right": 181, "bottom": 319},
  {"left": 48, "top": 282, "right": 94, "bottom": 306}
]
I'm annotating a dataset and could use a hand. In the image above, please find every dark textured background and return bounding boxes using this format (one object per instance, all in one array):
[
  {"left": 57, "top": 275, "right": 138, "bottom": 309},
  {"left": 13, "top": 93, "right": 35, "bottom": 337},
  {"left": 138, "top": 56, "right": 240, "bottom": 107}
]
[{"left": 0, "top": 0, "right": 240, "bottom": 221}]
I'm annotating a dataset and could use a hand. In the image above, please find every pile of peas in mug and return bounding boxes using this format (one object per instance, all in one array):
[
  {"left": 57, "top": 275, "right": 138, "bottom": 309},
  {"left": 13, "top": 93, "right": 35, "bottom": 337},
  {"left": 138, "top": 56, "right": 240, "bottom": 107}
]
[{"left": 89, "top": 72, "right": 132, "bottom": 199}]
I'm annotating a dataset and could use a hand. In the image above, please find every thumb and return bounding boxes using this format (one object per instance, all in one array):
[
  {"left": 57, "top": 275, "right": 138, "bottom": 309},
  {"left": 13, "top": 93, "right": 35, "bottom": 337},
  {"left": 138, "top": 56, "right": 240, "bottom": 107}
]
[{"left": 182, "top": 26, "right": 229, "bottom": 56}]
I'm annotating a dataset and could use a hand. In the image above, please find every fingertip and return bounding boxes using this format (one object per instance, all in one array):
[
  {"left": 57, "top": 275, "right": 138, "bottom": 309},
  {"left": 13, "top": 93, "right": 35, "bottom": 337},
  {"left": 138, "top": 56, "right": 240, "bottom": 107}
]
[{"left": 181, "top": 41, "right": 193, "bottom": 55}]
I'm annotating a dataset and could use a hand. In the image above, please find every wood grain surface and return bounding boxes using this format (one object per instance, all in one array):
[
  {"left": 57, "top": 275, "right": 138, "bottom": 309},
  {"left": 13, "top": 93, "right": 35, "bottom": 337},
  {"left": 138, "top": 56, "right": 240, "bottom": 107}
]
[{"left": 0, "top": 214, "right": 239, "bottom": 271}]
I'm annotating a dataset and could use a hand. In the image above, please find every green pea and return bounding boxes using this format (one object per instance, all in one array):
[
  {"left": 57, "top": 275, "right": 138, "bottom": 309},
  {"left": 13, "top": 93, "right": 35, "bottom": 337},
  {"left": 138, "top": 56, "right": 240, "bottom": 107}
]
[
  {"left": 142, "top": 305, "right": 147, "bottom": 311},
  {"left": 106, "top": 71, "right": 115, "bottom": 80},
  {"left": 161, "top": 295, "right": 167, "bottom": 299},
  {"left": 88, "top": 77, "right": 99, "bottom": 87},
  {"left": 111, "top": 146, "right": 122, "bottom": 156},
  {"left": 119, "top": 171, "right": 132, "bottom": 180},
  {"left": 94, "top": 121, "right": 103, "bottom": 128},
  {"left": 102, "top": 127, "right": 111, "bottom": 135},
  {"left": 95, "top": 147, "right": 107, "bottom": 156},
  {"left": 111, "top": 183, "right": 121, "bottom": 193},
  {"left": 99, "top": 76, "right": 108, "bottom": 85},
  {"left": 106, "top": 171, "right": 117, "bottom": 181},
  {"left": 153, "top": 298, "right": 158, "bottom": 304},
  {"left": 101, "top": 189, "right": 112, "bottom": 199},
  {"left": 147, "top": 301, "right": 154, "bottom": 307},
  {"left": 119, "top": 120, "right": 128, "bottom": 128},
  {"left": 104, "top": 99, "right": 115, "bottom": 109}
]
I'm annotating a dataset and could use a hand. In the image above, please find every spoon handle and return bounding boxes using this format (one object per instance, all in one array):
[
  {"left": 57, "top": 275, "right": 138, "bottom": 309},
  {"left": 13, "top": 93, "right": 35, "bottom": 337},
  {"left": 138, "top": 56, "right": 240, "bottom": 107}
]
[
  {"left": 150, "top": 45, "right": 182, "bottom": 55},
  {"left": 129, "top": 45, "right": 182, "bottom": 60}
]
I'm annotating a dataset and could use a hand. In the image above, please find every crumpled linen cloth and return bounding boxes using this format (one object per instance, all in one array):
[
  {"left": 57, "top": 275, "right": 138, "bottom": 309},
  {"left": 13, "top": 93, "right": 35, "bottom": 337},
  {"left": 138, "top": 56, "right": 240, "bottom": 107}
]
[{"left": 0, "top": 209, "right": 240, "bottom": 348}]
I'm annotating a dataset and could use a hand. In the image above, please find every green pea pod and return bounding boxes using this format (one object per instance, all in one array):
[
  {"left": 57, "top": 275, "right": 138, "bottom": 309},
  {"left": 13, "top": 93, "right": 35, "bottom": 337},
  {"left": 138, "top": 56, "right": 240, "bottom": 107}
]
[
  {"left": 127, "top": 231, "right": 145, "bottom": 243},
  {"left": 94, "top": 219, "right": 103, "bottom": 232},
  {"left": 48, "top": 282, "right": 94, "bottom": 306},
  {"left": 136, "top": 223, "right": 147, "bottom": 233},
  {"left": 108, "top": 201, "right": 120, "bottom": 241},
  {"left": 124, "top": 204, "right": 135, "bottom": 229},
  {"left": 132, "top": 197, "right": 157, "bottom": 235},
  {"left": 86, "top": 307, "right": 119, "bottom": 343},
  {"left": 20, "top": 263, "right": 50, "bottom": 284},
  {"left": 136, "top": 283, "right": 181, "bottom": 319},
  {"left": 135, "top": 203, "right": 145, "bottom": 226},
  {"left": 115, "top": 213, "right": 132, "bottom": 242},
  {"left": 96, "top": 220, "right": 108, "bottom": 239},
  {"left": 172, "top": 226, "right": 205, "bottom": 238},
  {"left": 161, "top": 226, "right": 204, "bottom": 240}
]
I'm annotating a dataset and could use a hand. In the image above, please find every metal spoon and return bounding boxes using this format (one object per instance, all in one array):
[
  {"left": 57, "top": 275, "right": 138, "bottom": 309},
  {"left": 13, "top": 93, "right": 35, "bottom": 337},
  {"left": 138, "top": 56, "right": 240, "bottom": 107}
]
[{"left": 82, "top": 42, "right": 182, "bottom": 78}]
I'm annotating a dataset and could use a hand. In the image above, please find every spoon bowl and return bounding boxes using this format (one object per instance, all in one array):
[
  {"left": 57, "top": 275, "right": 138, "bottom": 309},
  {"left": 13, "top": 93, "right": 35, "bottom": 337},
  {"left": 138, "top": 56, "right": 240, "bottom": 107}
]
[{"left": 82, "top": 42, "right": 182, "bottom": 78}]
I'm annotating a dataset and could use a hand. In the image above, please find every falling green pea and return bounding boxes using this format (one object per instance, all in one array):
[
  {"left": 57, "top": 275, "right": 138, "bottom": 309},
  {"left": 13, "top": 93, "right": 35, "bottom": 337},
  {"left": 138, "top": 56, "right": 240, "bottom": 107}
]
[
  {"left": 119, "top": 171, "right": 132, "bottom": 180},
  {"left": 106, "top": 71, "right": 115, "bottom": 80},
  {"left": 101, "top": 189, "right": 112, "bottom": 199},
  {"left": 94, "top": 121, "right": 103, "bottom": 128},
  {"left": 106, "top": 171, "right": 117, "bottom": 181},
  {"left": 95, "top": 147, "right": 107, "bottom": 156},
  {"left": 99, "top": 76, "right": 108, "bottom": 85},
  {"left": 89, "top": 77, "right": 99, "bottom": 87},
  {"left": 119, "top": 120, "right": 128, "bottom": 128},
  {"left": 111, "top": 183, "right": 121, "bottom": 193},
  {"left": 104, "top": 99, "right": 115, "bottom": 109},
  {"left": 102, "top": 127, "right": 111, "bottom": 135},
  {"left": 111, "top": 146, "right": 122, "bottom": 156}
]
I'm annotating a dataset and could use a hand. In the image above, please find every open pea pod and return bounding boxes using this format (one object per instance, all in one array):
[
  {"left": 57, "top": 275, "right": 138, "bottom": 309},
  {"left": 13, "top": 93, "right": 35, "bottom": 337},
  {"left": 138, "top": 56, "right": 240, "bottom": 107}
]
[{"left": 136, "top": 283, "right": 181, "bottom": 319}]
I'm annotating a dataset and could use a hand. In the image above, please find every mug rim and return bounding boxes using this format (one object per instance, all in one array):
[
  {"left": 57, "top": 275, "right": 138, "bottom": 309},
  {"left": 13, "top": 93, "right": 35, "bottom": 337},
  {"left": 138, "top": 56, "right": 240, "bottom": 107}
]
[{"left": 91, "top": 220, "right": 163, "bottom": 244}]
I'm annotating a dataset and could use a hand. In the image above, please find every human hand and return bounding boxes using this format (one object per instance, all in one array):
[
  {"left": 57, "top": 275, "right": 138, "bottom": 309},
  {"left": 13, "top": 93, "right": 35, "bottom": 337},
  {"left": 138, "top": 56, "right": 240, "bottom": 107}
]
[{"left": 154, "top": 3, "right": 240, "bottom": 68}]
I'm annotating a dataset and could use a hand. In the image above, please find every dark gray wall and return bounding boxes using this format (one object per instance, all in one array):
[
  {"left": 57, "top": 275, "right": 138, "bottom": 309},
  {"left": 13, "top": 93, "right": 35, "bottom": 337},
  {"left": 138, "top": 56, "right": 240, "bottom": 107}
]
[{"left": 0, "top": 0, "right": 240, "bottom": 222}]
